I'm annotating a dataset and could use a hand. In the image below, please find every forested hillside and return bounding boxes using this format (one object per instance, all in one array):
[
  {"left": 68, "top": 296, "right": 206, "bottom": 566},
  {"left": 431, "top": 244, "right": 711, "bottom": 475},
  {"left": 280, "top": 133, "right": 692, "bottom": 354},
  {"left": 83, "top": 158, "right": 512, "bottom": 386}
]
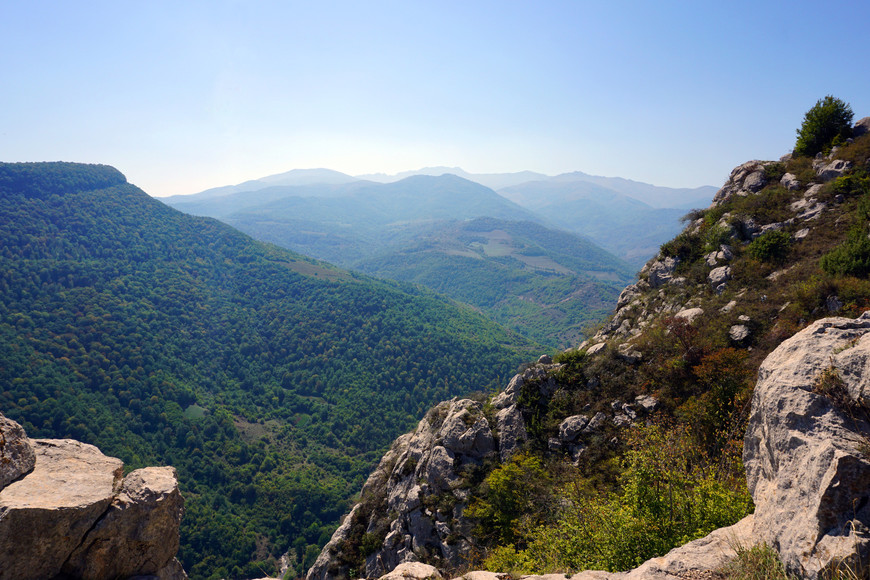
[
  {"left": 354, "top": 217, "right": 634, "bottom": 347},
  {"left": 165, "top": 176, "right": 633, "bottom": 347},
  {"left": 0, "top": 162, "right": 541, "bottom": 579}
]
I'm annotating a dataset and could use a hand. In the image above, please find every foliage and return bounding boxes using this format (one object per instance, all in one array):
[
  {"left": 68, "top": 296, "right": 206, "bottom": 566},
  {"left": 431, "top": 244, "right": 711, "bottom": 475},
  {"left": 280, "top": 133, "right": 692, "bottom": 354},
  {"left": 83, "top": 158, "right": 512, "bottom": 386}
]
[
  {"left": 748, "top": 230, "right": 792, "bottom": 264},
  {"left": 794, "top": 95, "right": 854, "bottom": 157},
  {"left": 821, "top": 225, "right": 870, "bottom": 278},
  {"left": 466, "top": 453, "right": 555, "bottom": 546},
  {"left": 720, "top": 543, "right": 796, "bottom": 580},
  {"left": 483, "top": 424, "right": 753, "bottom": 574},
  {"left": 821, "top": 193, "right": 870, "bottom": 278},
  {"left": 0, "top": 162, "right": 541, "bottom": 579}
]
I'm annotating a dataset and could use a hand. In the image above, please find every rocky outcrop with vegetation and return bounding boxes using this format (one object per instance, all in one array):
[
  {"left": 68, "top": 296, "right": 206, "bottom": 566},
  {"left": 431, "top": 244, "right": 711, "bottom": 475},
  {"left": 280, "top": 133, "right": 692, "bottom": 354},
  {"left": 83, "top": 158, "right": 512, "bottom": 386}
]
[
  {"left": 0, "top": 412, "right": 186, "bottom": 580},
  {"left": 308, "top": 109, "right": 870, "bottom": 580}
]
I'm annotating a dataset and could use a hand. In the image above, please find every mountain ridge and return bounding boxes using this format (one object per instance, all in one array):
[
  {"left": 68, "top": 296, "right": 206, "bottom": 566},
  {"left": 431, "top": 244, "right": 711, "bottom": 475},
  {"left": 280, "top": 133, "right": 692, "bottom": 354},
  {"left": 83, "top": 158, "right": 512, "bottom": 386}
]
[
  {"left": 0, "top": 161, "right": 543, "bottom": 579},
  {"left": 305, "top": 116, "right": 870, "bottom": 580}
]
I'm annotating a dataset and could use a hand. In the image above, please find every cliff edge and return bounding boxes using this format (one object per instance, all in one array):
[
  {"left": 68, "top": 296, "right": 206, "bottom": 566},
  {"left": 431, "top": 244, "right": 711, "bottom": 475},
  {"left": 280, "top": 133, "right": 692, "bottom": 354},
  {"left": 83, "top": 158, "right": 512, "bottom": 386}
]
[{"left": 0, "top": 412, "right": 186, "bottom": 580}]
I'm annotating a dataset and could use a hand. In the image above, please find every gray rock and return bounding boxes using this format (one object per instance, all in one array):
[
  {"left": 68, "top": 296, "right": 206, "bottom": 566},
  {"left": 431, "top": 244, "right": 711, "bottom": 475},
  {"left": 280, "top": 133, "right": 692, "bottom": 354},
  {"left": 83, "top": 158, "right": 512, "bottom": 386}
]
[
  {"left": 492, "top": 374, "right": 523, "bottom": 409},
  {"left": 379, "top": 561, "right": 443, "bottom": 580},
  {"left": 558, "top": 415, "right": 589, "bottom": 443},
  {"left": 617, "top": 515, "right": 755, "bottom": 580},
  {"left": 616, "top": 283, "right": 642, "bottom": 310},
  {"left": 781, "top": 172, "right": 801, "bottom": 190},
  {"left": 826, "top": 294, "right": 844, "bottom": 312},
  {"left": 426, "top": 446, "right": 458, "bottom": 490},
  {"left": 794, "top": 198, "right": 827, "bottom": 221},
  {"left": 616, "top": 343, "right": 642, "bottom": 364},
  {"left": 729, "top": 324, "right": 750, "bottom": 342},
  {"left": 817, "top": 159, "right": 852, "bottom": 182},
  {"left": 794, "top": 227, "right": 810, "bottom": 240},
  {"left": 495, "top": 404, "right": 527, "bottom": 461},
  {"left": 674, "top": 307, "right": 704, "bottom": 324},
  {"left": 612, "top": 413, "right": 631, "bottom": 428},
  {"left": 634, "top": 395, "right": 659, "bottom": 413},
  {"left": 585, "top": 342, "right": 606, "bottom": 356},
  {"left": 744, "top": 312, "right": 870, "bottom": 578},
  {"left": 547, "top": 437, "right": 562, "bottom": 452},
  {"left": 854, "top": 117, "right": 870, "bottom": 138},
  {"left": 708, "top": 265, "right": 731, "bottom": 293},
  {"left": 0, "top": 413, "right": 35, "bottom": 490},
  {"left": 537, "top": 354, "right": 553, "bottom": 365},
  {"left": 440, "top": 402, "right": 494, "bottom": 458},
  {"left": 759, "top": 221, "right": 786, "bottom": 235},
  {"left": 646, "top": 256, "right": 678, "bottom": 288},
  {"left": 583, "top": 412, "right": 607, "bottom": 434},
  {"left": 743, "top": 170, "right": 766, "bottom": 192},
  {"left": 720, "top": 300, "right": 738, "bottom": 313}
]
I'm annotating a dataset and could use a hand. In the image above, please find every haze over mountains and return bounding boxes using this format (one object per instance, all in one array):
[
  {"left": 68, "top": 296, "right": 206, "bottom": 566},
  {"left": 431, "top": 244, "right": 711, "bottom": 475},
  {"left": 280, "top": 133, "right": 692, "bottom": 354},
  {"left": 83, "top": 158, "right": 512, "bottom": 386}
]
[{"left": 163, "top": 167, "right": 712, "bottom": 346}]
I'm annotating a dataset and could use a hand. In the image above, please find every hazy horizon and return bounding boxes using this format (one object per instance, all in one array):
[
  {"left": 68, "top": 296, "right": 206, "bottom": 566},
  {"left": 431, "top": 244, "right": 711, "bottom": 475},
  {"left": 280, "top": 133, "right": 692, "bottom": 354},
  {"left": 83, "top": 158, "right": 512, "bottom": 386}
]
[{"left": 3, "top": 1, "right": 869, "bottom": 197}]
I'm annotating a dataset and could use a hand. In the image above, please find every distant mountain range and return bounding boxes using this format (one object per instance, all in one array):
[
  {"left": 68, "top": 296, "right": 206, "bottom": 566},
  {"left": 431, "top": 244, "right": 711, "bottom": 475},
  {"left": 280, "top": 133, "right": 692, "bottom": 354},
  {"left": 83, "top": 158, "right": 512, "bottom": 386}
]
[{"left": 164, "top": 173, "right": 639, "bottom": 347}]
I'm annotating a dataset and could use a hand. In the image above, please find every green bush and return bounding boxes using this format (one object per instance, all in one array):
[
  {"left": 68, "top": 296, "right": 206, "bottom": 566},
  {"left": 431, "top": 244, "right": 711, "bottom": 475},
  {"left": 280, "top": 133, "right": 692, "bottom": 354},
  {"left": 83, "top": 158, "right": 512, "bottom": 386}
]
[
  {"left": 483, "top": 424, "right": 753, "bottom": 574},
  {"left": 820, "top": 225, "right": 870, "bottom": 278},
  {"left": 467, "top": 453, "right": 554, "bottom": 545},
  {"left": 748, "top": 230, "right": 791, "bottom": 263},
  {"left": 794, "top": 95, "right": 854, "bottom": 157}
]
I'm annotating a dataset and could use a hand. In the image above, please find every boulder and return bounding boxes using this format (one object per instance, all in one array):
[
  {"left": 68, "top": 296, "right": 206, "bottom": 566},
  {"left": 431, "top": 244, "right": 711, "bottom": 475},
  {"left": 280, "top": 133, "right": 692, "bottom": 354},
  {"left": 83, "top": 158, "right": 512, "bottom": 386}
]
[
  {"left": 708, "top": 265, "right": 731, "bottom": 294},
  {"left": 743, "top": 170, "right": 766, "bottom": 192},
  {"left": 674, "top": 307, "right": 704, "bottom": 324},
  {"left": 585, "top": 342, "right": 606, "bottom": 356},
  {"left": 380, "top": 561, "right": 443, "bottom": 580},
  {"left": 634, "top": 395, "right": 659, "bottom": 413},
  {"left": 0, "top": 413, "right": 35, "bottom": 490},
  {"left": 729, "top": 324, "right": 750, "bottom": 342},
  {"left": 491, "top": 374, "right": 523, "bottom": 409},
  {"left": 440, "top": 401, "right": 494, "bottom": 458},
  {"left": 817, "top": 159, "right": 852, "bottom": 182},
  {"left": 0, "top": 439, "right": 124, "bottom": 580},
  {"left": 646, "top": 257, "right": 678, "bottom": 288},
  {"left": 495, "top": 404, "right": 527, "bottom": 461},
  {"left": 583, "top": 412, "right": 607, "bottom": 434},
  {"left": 744, "top": 312, "right": 870, "bottom": 578},
  {"left": 781, "top": 172, "right": 801, "bottom": 190},
  {"left": 558, "top": 415, "right": 589, "bottom": 443},
  {"left": 62, "top": 467, "right": 184, "bottom": 580},
  {"left": 854, "top": 117, "right": 870, "bottom": 138}
]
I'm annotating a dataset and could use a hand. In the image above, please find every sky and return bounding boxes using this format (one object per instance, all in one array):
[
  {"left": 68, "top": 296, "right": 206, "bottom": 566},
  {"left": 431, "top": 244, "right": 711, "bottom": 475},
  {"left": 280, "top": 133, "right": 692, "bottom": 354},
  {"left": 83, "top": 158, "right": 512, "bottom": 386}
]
[{"left": 3, "top": 0, "right": 870, "bottom": 197}]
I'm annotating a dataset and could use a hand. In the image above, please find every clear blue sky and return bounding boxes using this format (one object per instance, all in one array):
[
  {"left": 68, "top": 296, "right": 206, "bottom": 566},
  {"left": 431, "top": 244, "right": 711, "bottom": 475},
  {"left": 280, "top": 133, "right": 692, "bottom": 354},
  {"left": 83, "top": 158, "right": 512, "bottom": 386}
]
[{"left": 3, "top": 0, "right": 869, "bottom": 196}]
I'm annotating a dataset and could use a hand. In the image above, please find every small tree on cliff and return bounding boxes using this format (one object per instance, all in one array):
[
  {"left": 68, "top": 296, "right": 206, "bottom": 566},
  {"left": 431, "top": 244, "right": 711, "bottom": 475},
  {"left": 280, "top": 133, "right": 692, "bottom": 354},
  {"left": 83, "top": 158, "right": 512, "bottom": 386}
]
[{"left": 794, "top": 95, "right": 854, "bottom": 157}]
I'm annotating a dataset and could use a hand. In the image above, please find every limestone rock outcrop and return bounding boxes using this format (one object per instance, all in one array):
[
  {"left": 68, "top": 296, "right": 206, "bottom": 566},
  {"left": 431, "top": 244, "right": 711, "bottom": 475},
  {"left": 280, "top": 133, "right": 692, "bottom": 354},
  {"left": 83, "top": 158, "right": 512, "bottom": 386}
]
[
  {"left": 744, "top": 312, "right": 870, "bottom": 578},
  {"left": 306, "top": 395, "right": 507, "bottom": 580},
  {"left": 0, "top": 413, "right": 35, "bottom": 489},
  {"left": 0, "top": 414, "right": 185, "bottom": 580}
]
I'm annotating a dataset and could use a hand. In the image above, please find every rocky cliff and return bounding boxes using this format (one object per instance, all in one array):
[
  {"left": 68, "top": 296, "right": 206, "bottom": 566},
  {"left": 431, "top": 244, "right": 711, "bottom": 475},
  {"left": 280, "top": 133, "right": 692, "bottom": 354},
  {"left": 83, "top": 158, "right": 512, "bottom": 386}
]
[
  {"left": 0, "top": 412, "right": 186, "bottom": 580},
  {"left": 308, "top": 117, "right": 870, "bottom": 580}
]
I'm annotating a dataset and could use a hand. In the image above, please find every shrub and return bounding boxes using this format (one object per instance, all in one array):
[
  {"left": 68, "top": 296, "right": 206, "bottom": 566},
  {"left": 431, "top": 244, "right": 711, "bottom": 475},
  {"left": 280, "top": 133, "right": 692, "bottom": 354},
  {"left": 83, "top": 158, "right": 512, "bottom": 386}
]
[
  {"left": 794, "top": 95, "right": 854, "bottom": 157},
  {"left": 467, "top": 453, "right": 554, "bottom": 545},
  {"left": 483, "top": 424, "right": 753, "bottom": 574},
  {"left": 820, "top": 225, "right": 870, "bottom": 278},
  {"left": 720, "top": 543, "right": 796, "bottom": 580},
  {"left": 748, "top": 230, "right": 791, "bottom": 264}
]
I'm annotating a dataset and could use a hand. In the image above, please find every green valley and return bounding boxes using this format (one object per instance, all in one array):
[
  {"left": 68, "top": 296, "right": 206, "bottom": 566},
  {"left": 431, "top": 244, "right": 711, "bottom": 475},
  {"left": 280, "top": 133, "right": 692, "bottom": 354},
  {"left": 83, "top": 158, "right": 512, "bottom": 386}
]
[
  {"left": 165, "top": 175, "right": 634, "bottom": 348},
  {"left": 0, "top": 162, "right": 542, "bottom": 579}
]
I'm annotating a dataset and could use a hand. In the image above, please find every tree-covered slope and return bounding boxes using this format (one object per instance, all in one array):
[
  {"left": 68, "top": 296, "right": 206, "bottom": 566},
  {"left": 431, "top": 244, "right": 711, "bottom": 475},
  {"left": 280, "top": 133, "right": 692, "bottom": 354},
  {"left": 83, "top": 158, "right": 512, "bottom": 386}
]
[
  {"left": 165, "top": 175, "right": 632, "bottom": 345},
  {"left": 353, "top": 218, "right": 634, "bottom": 348},
  {"left": 0, "top": 162, "right": 541, "bottom": 579}
]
